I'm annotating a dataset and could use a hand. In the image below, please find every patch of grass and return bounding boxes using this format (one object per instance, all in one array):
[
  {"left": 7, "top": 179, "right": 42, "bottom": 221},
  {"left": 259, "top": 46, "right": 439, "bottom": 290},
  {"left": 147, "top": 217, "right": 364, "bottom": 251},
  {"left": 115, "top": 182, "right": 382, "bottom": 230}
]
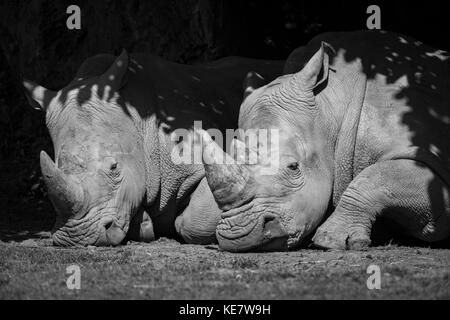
[
  {"left": 1, "top": 241, "right": 449, "bottom": 299},
  {"left": 229, "top": 256, "right": 259, "bottom": 270}
]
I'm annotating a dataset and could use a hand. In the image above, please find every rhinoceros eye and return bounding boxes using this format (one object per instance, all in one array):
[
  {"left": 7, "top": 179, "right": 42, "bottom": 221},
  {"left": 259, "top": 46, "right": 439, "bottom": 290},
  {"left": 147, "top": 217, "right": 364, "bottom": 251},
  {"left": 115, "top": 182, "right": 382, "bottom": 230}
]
[
  {"left": 282, "top": 161, "right": 303, "bottom": 188},
  {"left": 103, "top": 157, "right": 118, "bottom": 172},
  {"left": 287, "top": 162, "right": 299, "bottom": 171}
]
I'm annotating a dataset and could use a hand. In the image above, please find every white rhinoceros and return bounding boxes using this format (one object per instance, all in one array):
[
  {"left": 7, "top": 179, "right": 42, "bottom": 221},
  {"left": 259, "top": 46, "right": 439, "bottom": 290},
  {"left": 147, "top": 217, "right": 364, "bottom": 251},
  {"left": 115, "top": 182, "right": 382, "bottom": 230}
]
[
  {"left": 201, "top": 30, "right": 450, "bottom": 252},
  {"left": 24, "top": 51, "right": 284, "bottom": 246}
]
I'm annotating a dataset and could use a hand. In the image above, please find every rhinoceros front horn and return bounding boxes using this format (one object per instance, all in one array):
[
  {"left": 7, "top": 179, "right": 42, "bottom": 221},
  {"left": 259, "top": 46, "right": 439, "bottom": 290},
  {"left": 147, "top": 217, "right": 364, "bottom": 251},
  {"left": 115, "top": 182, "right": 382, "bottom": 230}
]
[
  {"left": 40, "top": 151, "right": 85, "bottom": 218},
  {"left": 198, "top": 130, "right": 252, "bottom": 210}
]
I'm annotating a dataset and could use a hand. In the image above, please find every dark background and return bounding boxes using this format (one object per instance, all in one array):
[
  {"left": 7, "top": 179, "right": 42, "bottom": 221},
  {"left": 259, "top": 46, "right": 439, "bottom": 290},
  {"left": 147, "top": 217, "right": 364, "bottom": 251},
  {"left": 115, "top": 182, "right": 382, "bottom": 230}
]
[{"left": 1, "top": 0, "right": 449, "bottom": 236}]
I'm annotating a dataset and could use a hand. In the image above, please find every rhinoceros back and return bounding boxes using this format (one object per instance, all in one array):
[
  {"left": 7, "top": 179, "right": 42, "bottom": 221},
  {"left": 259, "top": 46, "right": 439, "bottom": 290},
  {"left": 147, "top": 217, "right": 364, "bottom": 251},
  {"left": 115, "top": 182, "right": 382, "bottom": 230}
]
[{"left": 286, "top": 30, "right": 450, "bottom": 188}]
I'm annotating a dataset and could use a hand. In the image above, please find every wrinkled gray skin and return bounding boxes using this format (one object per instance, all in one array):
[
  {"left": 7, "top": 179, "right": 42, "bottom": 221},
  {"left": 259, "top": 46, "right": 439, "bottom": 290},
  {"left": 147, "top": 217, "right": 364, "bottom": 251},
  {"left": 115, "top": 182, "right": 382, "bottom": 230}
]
[
  {"left": 202, "top": 30, "right": 450, "bottom": 252},
  {"left": 24, "top": 51, "right": 283, "bottom": 246}
]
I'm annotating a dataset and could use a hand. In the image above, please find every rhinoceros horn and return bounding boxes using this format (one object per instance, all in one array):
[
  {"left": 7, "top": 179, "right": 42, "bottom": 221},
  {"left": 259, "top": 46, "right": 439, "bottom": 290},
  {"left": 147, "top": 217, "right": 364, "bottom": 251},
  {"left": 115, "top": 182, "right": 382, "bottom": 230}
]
[
  {"left": 40, "top": 151, "right": 85, "bottom": 218},
  {"left": 198, "top": 130, "right": 254, "bottom": 209}
]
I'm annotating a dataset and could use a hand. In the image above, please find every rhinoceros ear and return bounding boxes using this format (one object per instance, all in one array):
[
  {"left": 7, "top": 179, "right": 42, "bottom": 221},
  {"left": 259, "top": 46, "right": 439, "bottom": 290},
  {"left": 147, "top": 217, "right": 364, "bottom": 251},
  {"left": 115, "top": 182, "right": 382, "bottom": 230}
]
[
  {"left": 243, "top": 72, "right": 266, "bottom": 100},
  {"left": 296, "top": 42, "right": 330, "bottom": 91},
  {"left": 99, "top": 49, "right": 129, "bottom": 92},
  {"left": 23, "top": 80, "right": 57, "bottom": 112}
]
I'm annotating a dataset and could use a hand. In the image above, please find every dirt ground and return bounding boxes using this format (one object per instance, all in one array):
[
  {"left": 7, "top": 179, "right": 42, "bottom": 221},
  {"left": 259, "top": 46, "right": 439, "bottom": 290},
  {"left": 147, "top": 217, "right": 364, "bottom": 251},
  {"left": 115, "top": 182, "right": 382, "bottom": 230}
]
[
  {"left": 0, "top": 177, "right": 449, "bottom": 300},
  {"left": 1, "top": 234, "right": 449, "bottom": 299}
]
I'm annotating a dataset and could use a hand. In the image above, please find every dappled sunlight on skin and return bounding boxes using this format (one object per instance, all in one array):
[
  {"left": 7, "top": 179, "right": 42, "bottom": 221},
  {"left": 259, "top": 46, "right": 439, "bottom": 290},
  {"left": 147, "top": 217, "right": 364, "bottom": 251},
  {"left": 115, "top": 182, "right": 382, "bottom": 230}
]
[
  {"left": 282, "top": 30, "right": 450, "bottom": 248},
  {"left": 23, "top": 50, "right": 285, "bottom": 246},
  {"left": 205, "top": 30, "right": 450, "bottom": 252},
  {"left": 286, "top": 32, "right": 450, "bottom": 156}
]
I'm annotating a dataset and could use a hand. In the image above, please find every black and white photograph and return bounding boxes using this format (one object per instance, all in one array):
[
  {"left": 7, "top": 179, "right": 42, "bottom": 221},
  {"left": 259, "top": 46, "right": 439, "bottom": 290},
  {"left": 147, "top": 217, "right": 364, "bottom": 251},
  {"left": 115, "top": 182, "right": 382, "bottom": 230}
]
[{"left": 0, "top": 0, "right": 449, "bottom": 303}]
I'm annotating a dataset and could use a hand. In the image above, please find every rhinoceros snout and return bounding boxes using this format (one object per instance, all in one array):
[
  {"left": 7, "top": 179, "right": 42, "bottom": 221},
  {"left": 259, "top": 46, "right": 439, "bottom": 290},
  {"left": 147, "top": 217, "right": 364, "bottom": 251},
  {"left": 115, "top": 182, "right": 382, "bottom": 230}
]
[
  {"left": 94, "top": 218, "right": 126, "bottom": 246},
  {"left": 255, "top": 217, "right": 289, "bottom": 252},
  {"left": 217, "top": 215, "right": 288, "bottom": 252}
]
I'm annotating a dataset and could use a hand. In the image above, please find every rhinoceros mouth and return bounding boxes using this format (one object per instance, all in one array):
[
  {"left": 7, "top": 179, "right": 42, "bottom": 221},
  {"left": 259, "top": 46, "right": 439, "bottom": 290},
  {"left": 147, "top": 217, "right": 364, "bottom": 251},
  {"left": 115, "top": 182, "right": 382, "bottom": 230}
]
[
  {"left": 51, "top": 205, "right": 126, "bottom": 246},
  {"left": 94, "top": 216, "right": 127, "bottom": 246},
  {"left": 216, "top": 216, "right": 265, "bottom": 252},
  {"left": 52, "top": 218, "right": 103, "bottom": 247},
  {"left": 216, "top": 201, "right": 289, "bottom": 252}
]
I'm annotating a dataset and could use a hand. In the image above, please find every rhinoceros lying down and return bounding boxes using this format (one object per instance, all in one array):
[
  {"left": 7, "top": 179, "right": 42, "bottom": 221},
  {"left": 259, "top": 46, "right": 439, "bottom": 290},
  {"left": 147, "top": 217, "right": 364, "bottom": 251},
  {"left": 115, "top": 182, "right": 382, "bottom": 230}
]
[
  {"left": 201, "top": 30, "right": 450, "bottom": 252},
  {"left": 24, "top": 51, "right": 283, "bottom": 246}
]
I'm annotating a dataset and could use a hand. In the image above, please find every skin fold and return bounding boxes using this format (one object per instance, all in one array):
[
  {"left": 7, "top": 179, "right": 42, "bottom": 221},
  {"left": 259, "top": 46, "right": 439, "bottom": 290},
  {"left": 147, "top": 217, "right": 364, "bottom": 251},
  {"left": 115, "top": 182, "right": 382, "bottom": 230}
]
[
  {"left": 202, "top": 30, "right": 450, "bottom": 252},
  {"left": 24, "top": 51, "right": 284, "bottom": 246}
]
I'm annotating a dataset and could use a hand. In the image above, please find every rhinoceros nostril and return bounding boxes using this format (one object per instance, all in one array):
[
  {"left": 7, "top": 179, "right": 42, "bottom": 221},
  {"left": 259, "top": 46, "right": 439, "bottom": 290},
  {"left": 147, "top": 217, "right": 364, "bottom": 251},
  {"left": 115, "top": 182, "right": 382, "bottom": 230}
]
[
  {"left": 263, "top": 215, "right": 275, "bottom": 224},
  {"left": 103, "top": 220, "right": 126, "bottom": 246},
  {"left": 262, "top": 216, "right": 276, "bottom": 236},
  {"left": 255, "top": 216, "right": 288, "bottom": 252},
  {"left": 104, "top": 220, "right": 113, "bottom": 231}
]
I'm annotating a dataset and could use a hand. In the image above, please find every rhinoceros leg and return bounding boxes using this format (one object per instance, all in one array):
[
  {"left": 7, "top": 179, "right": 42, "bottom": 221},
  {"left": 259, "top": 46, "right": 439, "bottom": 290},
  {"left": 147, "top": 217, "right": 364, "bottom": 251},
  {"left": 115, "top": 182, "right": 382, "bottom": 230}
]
[
  {"left": 127, "top": 209, "right": 155, "bottom": 243},
  {"left": 313, "top": 159, "right": 450, "bottom": 250},
  {"left": 175, "top": 177, "right": 222, "bottom": 244}
]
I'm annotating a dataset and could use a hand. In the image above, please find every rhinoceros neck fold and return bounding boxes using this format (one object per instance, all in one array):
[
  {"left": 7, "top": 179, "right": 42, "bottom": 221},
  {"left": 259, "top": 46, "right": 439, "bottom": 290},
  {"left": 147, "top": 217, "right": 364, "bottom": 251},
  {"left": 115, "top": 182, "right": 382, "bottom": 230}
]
[
  {"left": 330, "top": 73, "right": 367, "bottom": 206},
  {"left": 159, "top": 128, "right": 205, "bottom": 209},
  {"left": 142, "top": 120, "right": 205, "bottom": 224},
  {"left": 141, "top": 114, "right": 162, "bottom": 209}
]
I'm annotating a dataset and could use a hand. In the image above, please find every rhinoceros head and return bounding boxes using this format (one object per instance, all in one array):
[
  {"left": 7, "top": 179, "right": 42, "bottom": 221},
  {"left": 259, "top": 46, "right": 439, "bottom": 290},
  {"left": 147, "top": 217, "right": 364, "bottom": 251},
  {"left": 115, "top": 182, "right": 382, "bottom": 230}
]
[
  {"left": 24, "top": 51, "right": 146, "bottom": 246},
  {"left": 202, "top": 44, "right": 334, "bottom": 252}
]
